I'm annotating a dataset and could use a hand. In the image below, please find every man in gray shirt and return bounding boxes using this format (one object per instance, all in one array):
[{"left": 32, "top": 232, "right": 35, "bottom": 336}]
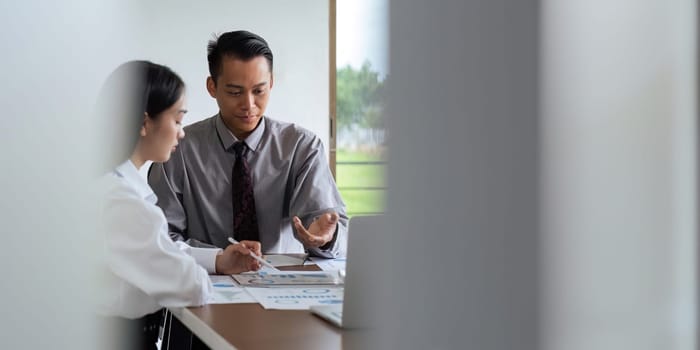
[{"left": 148, "top": 30, "right": 347, "bottom": 258}]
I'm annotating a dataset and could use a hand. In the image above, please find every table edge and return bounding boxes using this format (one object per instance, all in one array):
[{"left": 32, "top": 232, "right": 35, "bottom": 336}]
[{"left": 168, "top": 306, "right": 237, "bottom": 350}]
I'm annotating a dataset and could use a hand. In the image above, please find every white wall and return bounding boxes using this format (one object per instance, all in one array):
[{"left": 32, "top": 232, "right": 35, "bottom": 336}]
[
  {"left": 540, "top": 1, "right": 697, "bottom": 349},
  {"left": 0, "top": 1, "right": 329, "bottom": 348},
  {"left": 127, "top": 0, "right": 330, "bottom": 152}
]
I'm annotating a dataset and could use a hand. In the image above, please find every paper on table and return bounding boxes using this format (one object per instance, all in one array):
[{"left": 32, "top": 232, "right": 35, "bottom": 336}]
[
  {"left": 309, "top": 257, "right": 347, "bottom": 272},
  {"left": 207, "top": 275, "right": 257, "bottom": 304},
  {"left": 246, "top": 286, "right": 344, "bottom": 310},
  {"left": 210, "top": 275, "right": 237, "bottom": 287},
  {"left": 263, "top": 254, "right": 307, "bottom": 267},
  {"left": 231, "top": 270, "right": 343, "bottom": 287}
]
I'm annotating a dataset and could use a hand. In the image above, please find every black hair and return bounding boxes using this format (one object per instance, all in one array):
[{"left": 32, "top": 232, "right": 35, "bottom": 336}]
[
  {"left": 207, "top": 30, "right": 274, "bottom": 84},
  {"left": 144, "top": 61, "right": 185, "bottom": 119},
  {"left": 95, "top": 60, "right": 185, "bottom": 171}
]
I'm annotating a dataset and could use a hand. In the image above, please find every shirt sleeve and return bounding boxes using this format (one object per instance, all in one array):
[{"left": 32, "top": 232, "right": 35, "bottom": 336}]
[
  {"left": 148, "top": 147, "right": 189, "bottom": 243},
  {"left": 175, "top": 241, "right": 221, "bottom": 274},
  {"left": 289, "top": 134, "right": 349, "bottom": 258},
  {"left": 103, "top": 192, "right": 212, "bottom": 308}
]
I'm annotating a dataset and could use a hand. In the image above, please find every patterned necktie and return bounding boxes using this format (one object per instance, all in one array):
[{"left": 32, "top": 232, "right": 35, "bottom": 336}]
[{"left": 232, "top": 141, "right": 260, "bottom": 242}]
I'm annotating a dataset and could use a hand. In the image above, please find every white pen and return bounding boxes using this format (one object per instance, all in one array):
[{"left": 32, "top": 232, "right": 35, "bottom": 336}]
[{"left": 227, "top": 237, "right": 280, "bottom": 271}]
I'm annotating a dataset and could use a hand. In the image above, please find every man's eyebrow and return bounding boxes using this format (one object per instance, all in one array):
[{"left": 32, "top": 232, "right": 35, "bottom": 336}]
[{"left": 223, "top": 82, "right": 268, "bottom": 89}]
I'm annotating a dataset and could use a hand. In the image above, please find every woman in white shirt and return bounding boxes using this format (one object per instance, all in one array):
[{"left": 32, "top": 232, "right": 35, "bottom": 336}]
[{"left": 97, "top": 61, "right": 261, "bottom": 349}]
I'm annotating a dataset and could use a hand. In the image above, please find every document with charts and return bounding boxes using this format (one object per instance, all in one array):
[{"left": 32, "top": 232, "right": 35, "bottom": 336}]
[
  {"left": 207, "top": 275, "right": 257, "bottom": 304},
  {"left": 245, "top": 287, "right": 345, "bottom": 310},
  {"left": 231, "top": 271, "right": 344, "bottom": 287}
]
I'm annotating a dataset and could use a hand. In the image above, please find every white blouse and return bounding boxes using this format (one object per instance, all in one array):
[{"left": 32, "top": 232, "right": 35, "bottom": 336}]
[{"left": 97, "top": 160, "right": 220, "bottom": 319}]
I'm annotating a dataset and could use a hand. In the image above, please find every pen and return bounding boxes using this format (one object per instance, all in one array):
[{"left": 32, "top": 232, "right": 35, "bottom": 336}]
[{"left": 227, "top": 237, "right": 280, "bottom": 271}]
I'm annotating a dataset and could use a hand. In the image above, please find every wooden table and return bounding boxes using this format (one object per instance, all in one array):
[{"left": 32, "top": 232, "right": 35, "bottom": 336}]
[{"left": 168, "top": 264, "right": 370, "bottom": 350}]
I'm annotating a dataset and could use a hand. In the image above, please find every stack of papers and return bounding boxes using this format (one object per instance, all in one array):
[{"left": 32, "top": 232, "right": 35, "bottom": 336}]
[
  {"left": 206, "top": 257, "right": 348, "bottom": 310},
  {"left": 231, "top": 271, "right": 343, "bottom": 287}
]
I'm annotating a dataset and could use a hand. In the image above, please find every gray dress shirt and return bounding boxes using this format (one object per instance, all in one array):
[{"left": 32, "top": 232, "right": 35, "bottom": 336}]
[{"left": 148, "top": 115, "right": 348, "bottom": 258}]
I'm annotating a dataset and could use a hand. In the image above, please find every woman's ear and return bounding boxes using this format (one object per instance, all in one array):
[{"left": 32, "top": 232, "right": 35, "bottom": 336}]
[{"left": 140, "top": 112, "right": 149, "bottom": 137}]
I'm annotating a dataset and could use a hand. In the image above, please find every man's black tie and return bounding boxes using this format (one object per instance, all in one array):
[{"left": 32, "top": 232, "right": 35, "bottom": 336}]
[{"left": 232, "top": 141, "right": 260, "bottom": 242}]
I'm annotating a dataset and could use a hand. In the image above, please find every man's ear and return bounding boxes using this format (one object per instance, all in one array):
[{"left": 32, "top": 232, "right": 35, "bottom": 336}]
[
  {"left": 206, "top": 76, "right": 217, "bottom": 98},
  {"left": 269, "top": 73, "right": 274, "bottom": 90}
]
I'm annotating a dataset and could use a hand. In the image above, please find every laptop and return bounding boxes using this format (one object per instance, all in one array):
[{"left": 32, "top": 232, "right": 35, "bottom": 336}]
[{"left": 310, "top": 215, "right": 384, "bottom": 328}]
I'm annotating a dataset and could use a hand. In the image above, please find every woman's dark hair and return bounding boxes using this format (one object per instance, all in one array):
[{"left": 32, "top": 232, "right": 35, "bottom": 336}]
[
  {"left": 207, "top": 30, "right": 274, "bottom": 84},
  {"left": 95, "top": 60, "right": 185, "bottom": 171},
  {"left": 144, "top": 61, "right": 185, "bottom": 118}
]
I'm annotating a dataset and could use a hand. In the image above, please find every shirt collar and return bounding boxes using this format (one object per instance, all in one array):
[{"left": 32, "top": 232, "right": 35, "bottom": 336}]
[
  {"left": 114, "top": 160, "right": 157, "bottom": 203},
  {"left": 215, "top": 113, "right": 265, "bottom": 152}
]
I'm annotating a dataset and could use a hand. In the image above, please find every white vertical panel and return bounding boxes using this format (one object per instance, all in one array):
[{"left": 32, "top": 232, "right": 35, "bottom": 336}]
[
  {"left": 381, "top": 0, "right": 540, "bottom": 349},
  {"left": 540, "top": 1, "right": 696, "bottom": 349}
]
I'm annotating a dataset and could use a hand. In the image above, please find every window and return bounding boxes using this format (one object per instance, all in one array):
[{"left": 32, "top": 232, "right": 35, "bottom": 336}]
[{"left": 333, "top": 0, "right": 388, "bottom": 216}]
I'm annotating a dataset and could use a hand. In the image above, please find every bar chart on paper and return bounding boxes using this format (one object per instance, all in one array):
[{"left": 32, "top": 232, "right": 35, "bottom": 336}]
[
  {"left": 208, "top": 275, "right": 256, "bottom": 304},
  {"left": 245, "top": 287, "right": 345, "bottom": 310}
]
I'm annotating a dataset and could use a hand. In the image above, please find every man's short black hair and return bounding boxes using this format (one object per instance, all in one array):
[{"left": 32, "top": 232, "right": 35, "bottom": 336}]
[{"left": 207, "top": 30, "right": 274, "bottom": 84}]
